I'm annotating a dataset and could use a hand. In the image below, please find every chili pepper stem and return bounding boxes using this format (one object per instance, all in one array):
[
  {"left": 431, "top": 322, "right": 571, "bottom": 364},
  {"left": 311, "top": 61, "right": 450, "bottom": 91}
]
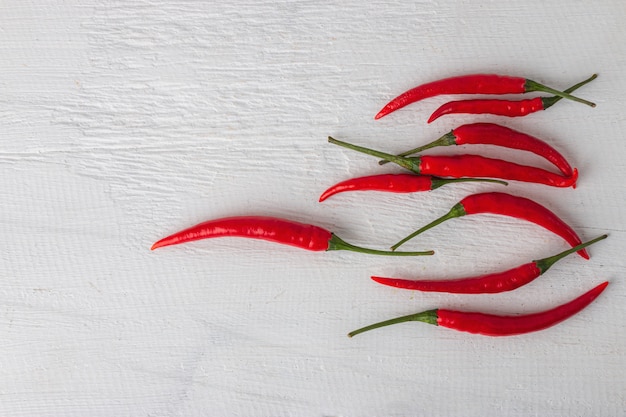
[
  {"left": 535, "top": 234, "right": 607, "bottom": 273},
  {"left": 379, "top": 131, "right": 457, "bottom": 166},
  {"left": 328, "top": 234, "right": 434, "bottom": 256},
  {"left": 348, "top": 309, "right": 438, "bottom": 337},
  {"left": 542, "top": 74, "right": 598, "bottom": 109},
  {"left": 525, "top": 77, "right": 596, "bottom": 107},
  {"left": 391, "top": 203, "right": 466, "bottom": 251},
  {"left": 328, "top": 136, "right": 421, "bottom": 173}
]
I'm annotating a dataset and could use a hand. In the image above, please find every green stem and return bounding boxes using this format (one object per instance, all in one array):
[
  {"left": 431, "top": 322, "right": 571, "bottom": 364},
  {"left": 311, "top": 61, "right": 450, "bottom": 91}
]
[
  {"left": 391, "top": 203, "right": 466, "bottom": 251},
  {"left": 328, "top": 234, "right": 434, "bottom": 257},
  {"left": 430, "top": 177, "right": 508, "bottom": 190},
  {"left": 534, "top": 234, "right": 608, "bottom": 273},
  {"left": 541, "top": 73, "right": 598, "bottom": 109},
  {"left": 526, "top": 75, "right": 597, "bottom": 107},
  {"left": 348, "top": 309, "right": 439, "bottom": 337},
  {"left": 328, "top": 136, "right": 421, "bottom": 173},
  {"left": 379, "top": 131, "right": 457, "bottom": 166}
]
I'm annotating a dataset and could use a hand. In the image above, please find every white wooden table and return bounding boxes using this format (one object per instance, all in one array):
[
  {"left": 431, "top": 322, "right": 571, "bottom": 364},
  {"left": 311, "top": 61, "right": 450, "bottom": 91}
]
[{"left": 2, "top": 1, "right": 625, "bottom": 415}]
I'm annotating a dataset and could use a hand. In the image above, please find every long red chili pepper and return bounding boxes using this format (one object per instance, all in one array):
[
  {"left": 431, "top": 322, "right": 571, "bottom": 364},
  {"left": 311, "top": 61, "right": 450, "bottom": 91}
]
[
  {"left": 348, "top": 281, "right": 608, "bottom": 337},
  {"left": 374, "top": 73, "right": 596, "bottom": 119},
  {"left": 151, "top": 216, "right": 434, "bottom": 256},
  {"left": 373, "top": 234, "right": 606, "bottom": 294},
  {"left": 391, "top": 192, "right": 589, "bottom": 259},
  {"left": 379, "top": 123, "right": 574, "bottom": 177},
  {"left": 427, "top": 74, "right": 597, "bottom": 122},
  {"left": 328, "top": 137, "right": 577, "bottom": 188},
  {"left": 318, "top": 174, "right": 507, "bottom": 202}
]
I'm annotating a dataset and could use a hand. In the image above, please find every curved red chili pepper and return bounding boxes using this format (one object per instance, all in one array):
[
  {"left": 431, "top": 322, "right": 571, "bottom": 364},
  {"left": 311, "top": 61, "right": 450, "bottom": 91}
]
[
  {"left": 391, "top": 192, "right": 589, "bottom": 259},
  {"left": 374, "top": 73, "right": 596, "bottom": 119},
  {"left": 419, "top": 154, "right": 577, "bottom": 187},
  {"left": 373, "top": 235, "right": 607, "bottom": 294},
  {"left": 151, "top": 216, "right": 434, "bottom": 257},
  {"left": 328, "top": 137, "right": 577, "bottom": 188},
  {"left": 428, "top": 97, "right": 544, "bottom": 122},
  {"left": 428, "top": 74, "right": 597, "bottom": 122},
  {"left": 318, "top": 173, "right": 507, "bottom": 202},
  {"left": 348, "top": 282, "right": 608, "bottom": 337},
  {"left": 381, "top": 123, "right": 573, "bottom": 177}
]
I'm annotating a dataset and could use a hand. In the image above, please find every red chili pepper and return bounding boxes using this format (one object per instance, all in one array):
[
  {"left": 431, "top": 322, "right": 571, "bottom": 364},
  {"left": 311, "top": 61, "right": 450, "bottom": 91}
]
[
  {"left": 380, "top": 123, "right": 574, "bottom": 177},
  {"left": 348, "top": 281, "right": 609, "bottom": 337},
  {"left": 328, "top": 137, "right": 577, "bottom": 188},
  {"left": 429, "top": 97, "right": 544, "bottom": 122},
  {"left": 151, "top": 216, "right": 434, "bottom": 257},
  {"left": 375, "top": 74, "right": 596, "bottom": 120},
  {"left": 318, "top": 174, "right": 507, "bottom": 202},
  {"left": 427, "top": 74, "right": 597, "bottom": 122},
  {"left": 373, "top": 234, "right": 606, "bottom": 294},
  {"left": 391, "top": 192, "right": 589, "bottom": 259}
]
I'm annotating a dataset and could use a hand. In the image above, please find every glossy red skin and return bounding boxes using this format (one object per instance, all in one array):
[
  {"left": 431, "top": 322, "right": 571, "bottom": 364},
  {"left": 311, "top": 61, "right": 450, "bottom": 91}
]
[
  {"left": 371, "top": 262, "right": 541, "bottom": 294},
  {"left": 151, "top": 216, "right": 332, "bottom": 251},
  {"left": 428, "top": 97, "right": 545, "bottom": 122},
  {"left": 319, "top": 174, "right": 433, "bottom": 202},
  {"left": 452, "top": 123, "right": 573, "bottom": 176},
  {"left": 375, "top": 74, "right": 526, "bottom": 119},
  {"left": 417, "top": 154, "right": 577, "bottom": 188},
  {"left": 460, "top": 192, "right": 588, "bottom": 259},
  {"left": 436, "top": 281, "right": 608, "bottom": 336}
]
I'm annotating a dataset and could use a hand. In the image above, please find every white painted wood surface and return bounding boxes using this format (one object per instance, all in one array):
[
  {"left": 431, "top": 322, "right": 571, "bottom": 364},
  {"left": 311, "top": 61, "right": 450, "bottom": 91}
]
[{"left": 2, "top": 1, "right": 625, "bottom": 415}]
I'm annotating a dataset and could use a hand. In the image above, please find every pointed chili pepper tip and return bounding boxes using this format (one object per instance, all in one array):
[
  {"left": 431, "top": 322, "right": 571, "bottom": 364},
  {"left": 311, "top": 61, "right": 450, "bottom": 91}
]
[
  {"left": 371, "top": 276, "right": 400, "bottom": 287},
  {"left": 151, "top": 238, "right": 172, "bottom": 250},
  {"left": 318, "top": 190, "right": 332, "bottom": 202},
  {"left": 374, "top": 104, "right": 394, "bottom": 120},
  {"left": 567, "top": 168, "right": 579, "bottom": 189},
  {"left": 426, "top": 110, "right": 442, "bottom": 124}
]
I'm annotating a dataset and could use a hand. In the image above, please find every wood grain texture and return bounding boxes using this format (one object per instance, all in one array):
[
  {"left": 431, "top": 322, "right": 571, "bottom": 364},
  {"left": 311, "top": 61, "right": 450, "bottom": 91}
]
[{"left": 1, "top": 0, "right": 625, "bottom": 415}]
